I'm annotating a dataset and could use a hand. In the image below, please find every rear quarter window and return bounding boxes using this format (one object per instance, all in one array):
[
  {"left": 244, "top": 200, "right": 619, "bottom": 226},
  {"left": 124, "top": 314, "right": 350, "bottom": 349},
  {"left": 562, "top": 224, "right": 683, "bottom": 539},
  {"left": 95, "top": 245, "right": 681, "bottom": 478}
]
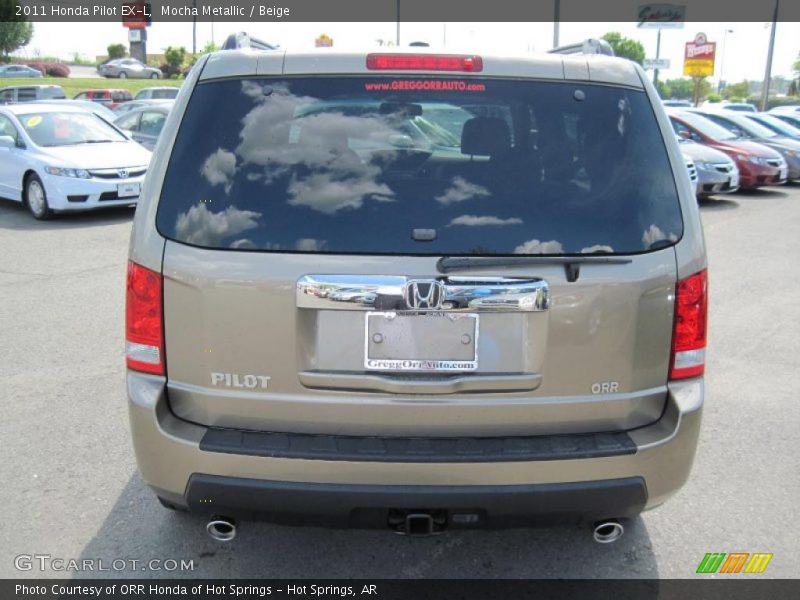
[{"left": 157, "top": 76, "right": 683, "bottom": 256}]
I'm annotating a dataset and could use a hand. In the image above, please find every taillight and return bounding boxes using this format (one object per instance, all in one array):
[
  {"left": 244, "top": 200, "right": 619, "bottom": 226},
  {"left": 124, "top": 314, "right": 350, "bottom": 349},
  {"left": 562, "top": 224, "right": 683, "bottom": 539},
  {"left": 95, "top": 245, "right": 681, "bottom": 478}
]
[
  {"left": 670, "top": 269, "right": 708, "bottom": 380},
  {"left": 366, "top": 54, "right": 483, "bottom": 72},
  {"left": 126, "top": 260, "right": 164, "bottom": 375}
]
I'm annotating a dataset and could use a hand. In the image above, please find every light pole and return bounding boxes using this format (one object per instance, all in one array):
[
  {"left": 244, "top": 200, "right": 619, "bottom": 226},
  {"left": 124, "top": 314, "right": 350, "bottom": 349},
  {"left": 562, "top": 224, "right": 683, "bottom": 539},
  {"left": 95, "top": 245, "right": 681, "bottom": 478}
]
[
  {"left": 553, "top": 0, "right": 560, "bottom": 47},
  {"left": 653, "top": 26, "right": 662, "bottom": 86},
  {"left": 760, "top": 0, "right": 780, "bottom": 111},
  {"left": 718, "top": 28, "right": 733, "bottom": 93}
]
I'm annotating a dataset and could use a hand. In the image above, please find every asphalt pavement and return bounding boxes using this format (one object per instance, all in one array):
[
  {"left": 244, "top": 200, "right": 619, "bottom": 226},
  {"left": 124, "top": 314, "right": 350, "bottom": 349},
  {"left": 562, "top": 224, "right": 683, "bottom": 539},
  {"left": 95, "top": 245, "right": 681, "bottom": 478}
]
[{"left": 0, "top": 186, "right": 798, "bottom": 579}]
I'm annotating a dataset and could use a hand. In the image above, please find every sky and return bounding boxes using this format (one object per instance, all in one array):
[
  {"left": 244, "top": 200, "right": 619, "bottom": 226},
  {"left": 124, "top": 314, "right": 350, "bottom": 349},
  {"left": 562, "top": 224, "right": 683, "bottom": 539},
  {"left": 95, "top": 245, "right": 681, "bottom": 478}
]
[{"left": 16, "top": 21, "right": 800, "bottom": 84}]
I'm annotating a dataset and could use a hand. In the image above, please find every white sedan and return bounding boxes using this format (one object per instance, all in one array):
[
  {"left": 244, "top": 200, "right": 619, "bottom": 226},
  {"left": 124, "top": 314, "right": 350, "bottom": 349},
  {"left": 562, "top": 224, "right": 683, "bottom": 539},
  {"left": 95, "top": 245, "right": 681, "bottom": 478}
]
[{"left": 0, "top": 104, "right": 151, "bottom": 219}]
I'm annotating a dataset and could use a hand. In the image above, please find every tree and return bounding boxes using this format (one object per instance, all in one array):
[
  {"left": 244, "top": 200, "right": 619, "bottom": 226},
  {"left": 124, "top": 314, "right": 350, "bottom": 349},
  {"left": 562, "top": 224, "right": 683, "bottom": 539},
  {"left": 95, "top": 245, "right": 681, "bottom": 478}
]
[
  {"left": 723, "top": 81, "right": 750, "bottom": 102},
  {"left": 201, "top": 41, "right": 219, "bottom": 54},
  {"left": 107, "top": 43, "right": 127, "bottom": 60},
  {"left": 663, "top": 78, "right": 694, "bottom": 99},
  {"left": 0, "top": 15, "right": 33, "bottom": 57},
  {"left": 164, "top": 46, "right": 186, "bottom": 69},
  {"left": 601, "top": 32, "right": 645, "bottom": 65}
]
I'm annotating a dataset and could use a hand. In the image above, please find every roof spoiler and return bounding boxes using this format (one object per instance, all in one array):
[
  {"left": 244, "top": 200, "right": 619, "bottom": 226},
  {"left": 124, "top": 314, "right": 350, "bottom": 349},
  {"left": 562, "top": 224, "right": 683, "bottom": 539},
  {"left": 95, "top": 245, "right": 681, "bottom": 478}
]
[
  {"left": 548, "top": 39, "right": 615, "bottom": 57},
  {"left": 221, "top": 32, "right": 280, "bottom": 51}
]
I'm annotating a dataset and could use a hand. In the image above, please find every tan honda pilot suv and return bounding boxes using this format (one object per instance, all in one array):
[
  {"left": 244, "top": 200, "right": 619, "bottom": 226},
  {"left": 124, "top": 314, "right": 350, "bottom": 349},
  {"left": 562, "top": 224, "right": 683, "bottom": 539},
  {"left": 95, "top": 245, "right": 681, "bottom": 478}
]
[{"left": 126, "top": 40, "right": 707, "bottom": 543}]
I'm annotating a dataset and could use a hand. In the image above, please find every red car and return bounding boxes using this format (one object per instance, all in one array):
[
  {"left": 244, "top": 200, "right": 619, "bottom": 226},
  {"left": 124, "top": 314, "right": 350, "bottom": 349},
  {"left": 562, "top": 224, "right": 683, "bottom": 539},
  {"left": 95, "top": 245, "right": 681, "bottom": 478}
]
[
  {"left": 73, "top": 89, "right": 133, "bottom": 110},
  {"left": 668, "top": 109, "right": 787, "bottom": 189}
]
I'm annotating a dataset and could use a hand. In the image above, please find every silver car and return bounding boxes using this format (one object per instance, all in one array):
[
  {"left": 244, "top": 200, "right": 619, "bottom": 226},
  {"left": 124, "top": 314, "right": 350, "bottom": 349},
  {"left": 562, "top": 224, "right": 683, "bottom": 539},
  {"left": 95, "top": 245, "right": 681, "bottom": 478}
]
[
  {"left": 98, "top": 58, "right": 161, "bottom": 80},
  {"left": 678, "top": 137, "right": 739, "bottom": 198},
  {"left": 133, "top": 86, "right": 179, "bottom": 101},
  {"left": 127, "top": 45, "right": 707, "bottom": 541},
  {"left": 0, "top": 64, "right": 43, "bottom": 78},
  {"left": 114, "top": 103, "right": 171, "bottom": 151}
]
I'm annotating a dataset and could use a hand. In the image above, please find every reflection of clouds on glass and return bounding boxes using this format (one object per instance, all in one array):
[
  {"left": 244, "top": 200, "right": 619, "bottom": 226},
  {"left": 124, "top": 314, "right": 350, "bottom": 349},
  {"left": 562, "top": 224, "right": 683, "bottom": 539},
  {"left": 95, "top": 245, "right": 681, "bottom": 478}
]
[
  {"left": 175, "top": 204, "right": 261, "bottom": 247},
  {"left": 642, "top": 224, "right": 678, "bottom": 248},
  {"left": 234, "top": 86, "right": 398, "bottom": 214},
  {"left": 288, "top": 173, "right": 392, "bottom": 214},
  {"left": 230, "top": 238, "right": 258, "bottom": 250},
  {"left": 296, "top": 238, "right": 326, "bottom": 251},
  {"left": 436, "top": 177, "right": 490, "bottom": 205},
  {"left": 513, "top": 239, "right": 564, "bottom": 254},
  {"left": 581, "top": 244, "right": 614, "bottom": 254},
  {"left": 201, "top": 148, "right": 237, "bottom": 192},
  {"left": 448, "top": 214, "right": 522, "bottom": 227}
]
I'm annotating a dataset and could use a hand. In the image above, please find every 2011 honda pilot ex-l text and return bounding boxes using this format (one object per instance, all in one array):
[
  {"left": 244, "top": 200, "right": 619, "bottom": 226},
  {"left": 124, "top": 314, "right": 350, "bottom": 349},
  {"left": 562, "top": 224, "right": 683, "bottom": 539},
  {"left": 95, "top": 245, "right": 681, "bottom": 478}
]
[{"left": 126, "top": 45, "right": 707, "bottom": 541}]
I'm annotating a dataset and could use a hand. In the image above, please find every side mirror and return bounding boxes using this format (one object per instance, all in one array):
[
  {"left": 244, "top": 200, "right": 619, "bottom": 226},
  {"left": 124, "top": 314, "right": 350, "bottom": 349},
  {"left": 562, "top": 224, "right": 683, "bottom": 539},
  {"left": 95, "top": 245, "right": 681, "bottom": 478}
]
[{"left": 0, "top": 135, "right": 16, "bottom": 148}]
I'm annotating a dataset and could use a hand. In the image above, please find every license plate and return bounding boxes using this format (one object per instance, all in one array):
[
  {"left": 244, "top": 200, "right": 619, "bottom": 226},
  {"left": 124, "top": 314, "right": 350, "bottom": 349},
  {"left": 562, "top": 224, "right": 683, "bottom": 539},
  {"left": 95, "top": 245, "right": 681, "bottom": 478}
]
[
  {"left": 730, "top": 173, "right": 739, "bottom": 188},
  {"left": 779, "top": 167, "right": 787, "bottom": 181},
  {"left": 365, "top": 311, "right": 478, "bottom": 372},
  {"left": 117, "top": 182, "right": 140, "bottom": 198}
]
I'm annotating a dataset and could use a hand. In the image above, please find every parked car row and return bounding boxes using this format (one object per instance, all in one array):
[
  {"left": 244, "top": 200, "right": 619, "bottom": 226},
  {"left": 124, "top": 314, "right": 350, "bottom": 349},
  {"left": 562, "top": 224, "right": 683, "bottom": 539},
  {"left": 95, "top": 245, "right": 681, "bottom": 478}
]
[
  {"left": 669, "top": 106, "right": 797, "bottom": 197},
  {"left": 0, "top": 79, "right": 176, "bottom": 218},
  {"left": 1, "top": 84, "right": 178, "bottom": 110}
]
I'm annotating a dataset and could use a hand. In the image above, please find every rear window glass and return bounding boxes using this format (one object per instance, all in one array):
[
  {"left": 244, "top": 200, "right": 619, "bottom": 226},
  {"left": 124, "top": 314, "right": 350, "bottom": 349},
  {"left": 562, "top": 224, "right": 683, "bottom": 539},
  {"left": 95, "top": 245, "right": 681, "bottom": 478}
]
[
  {"left": 152, "top": 89, "right": 177, "bottom": 99},
  {"left": 157, "top": 77, "right": 683, "bottom": 255}
]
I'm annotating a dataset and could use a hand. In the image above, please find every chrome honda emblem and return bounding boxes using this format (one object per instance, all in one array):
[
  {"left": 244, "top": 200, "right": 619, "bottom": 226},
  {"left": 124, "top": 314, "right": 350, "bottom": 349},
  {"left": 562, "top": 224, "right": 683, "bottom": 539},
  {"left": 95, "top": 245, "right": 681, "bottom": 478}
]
[
  {"left": 117, "top": 169, "right": 129, "bottom": 179},
  {"left": 403, "top": 280, "right": 445, "bottom": 310}
]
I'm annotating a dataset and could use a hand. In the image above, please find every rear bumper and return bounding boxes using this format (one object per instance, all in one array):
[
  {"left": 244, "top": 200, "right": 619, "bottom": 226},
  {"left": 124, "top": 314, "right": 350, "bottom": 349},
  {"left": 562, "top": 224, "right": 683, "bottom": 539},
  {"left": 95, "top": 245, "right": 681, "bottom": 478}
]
[
  {"left": 186, "top": 475, "right": 647, "bottom": 528},
  {"left": 128, "top": 373, "right": 703, "bottom": 526}
]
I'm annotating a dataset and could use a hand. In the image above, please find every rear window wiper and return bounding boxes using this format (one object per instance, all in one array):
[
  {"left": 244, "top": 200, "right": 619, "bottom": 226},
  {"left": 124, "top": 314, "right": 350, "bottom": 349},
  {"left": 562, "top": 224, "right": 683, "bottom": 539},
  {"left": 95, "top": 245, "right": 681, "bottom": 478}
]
[{"left": 437, "top": 255, "right": 633, "bottom": 283}]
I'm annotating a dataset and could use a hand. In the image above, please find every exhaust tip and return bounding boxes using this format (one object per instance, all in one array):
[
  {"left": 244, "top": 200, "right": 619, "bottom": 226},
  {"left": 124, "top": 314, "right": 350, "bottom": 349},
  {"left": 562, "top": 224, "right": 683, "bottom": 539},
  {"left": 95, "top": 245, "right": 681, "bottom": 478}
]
[
  {"left": 592, "top": 520, "right": 624, "bottom": 544},
  {"left": 206, "top": 517, "right": 237, "bottom": 542}
]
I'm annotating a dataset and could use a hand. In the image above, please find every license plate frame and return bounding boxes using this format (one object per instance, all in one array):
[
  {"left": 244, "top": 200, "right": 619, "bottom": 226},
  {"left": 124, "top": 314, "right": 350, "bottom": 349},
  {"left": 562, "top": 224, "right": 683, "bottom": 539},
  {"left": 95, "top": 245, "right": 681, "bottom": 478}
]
[
  {"left": 117, "top": 182, "right": 140, "bottom": 198},
  {"left": 364, "top": 311, "right": 479, "bottom": 372}
]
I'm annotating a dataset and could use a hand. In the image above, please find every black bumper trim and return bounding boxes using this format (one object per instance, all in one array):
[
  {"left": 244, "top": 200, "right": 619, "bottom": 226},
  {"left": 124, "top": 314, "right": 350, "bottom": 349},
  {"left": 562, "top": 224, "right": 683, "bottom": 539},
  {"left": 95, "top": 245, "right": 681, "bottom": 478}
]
[
  {"left": 185, "top": 474, "right": 647, "bottom": 527},
  {"left": 199, "top": 427, "right": 636, "bottom": 463}
]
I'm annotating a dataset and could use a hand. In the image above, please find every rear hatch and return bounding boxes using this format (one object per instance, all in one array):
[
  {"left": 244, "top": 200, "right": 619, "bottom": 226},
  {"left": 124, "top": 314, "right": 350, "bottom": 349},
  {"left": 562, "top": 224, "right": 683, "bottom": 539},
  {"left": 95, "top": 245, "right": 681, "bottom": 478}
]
[{"left": 156, "top": 70, "right": 683, "bottom": 437}]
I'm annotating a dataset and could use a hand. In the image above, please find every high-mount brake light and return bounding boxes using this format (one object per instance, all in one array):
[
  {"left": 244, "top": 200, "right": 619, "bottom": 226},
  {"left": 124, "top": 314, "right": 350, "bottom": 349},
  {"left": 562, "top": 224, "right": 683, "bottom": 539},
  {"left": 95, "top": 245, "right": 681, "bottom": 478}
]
[
  {"left": 126, "top": 260, "right": 164, "bottom": 375},
  {"left": 366, "top": 54, "right": 483, "bottom": 72},
  {"left": 669, "top": 270, "right": 708, "bottom": 380}
]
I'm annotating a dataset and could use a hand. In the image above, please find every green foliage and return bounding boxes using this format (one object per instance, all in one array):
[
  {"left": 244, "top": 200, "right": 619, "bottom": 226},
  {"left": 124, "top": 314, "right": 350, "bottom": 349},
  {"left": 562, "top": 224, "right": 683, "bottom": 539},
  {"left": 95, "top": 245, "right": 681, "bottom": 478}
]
[
  {"left": 662, "top": 78, "right": 694, "bottom": 99},
  {"left": 0, "top": 16, "right": 33, "bottom": 57},
  {"left": 706, "top": 93, "right": 722, "bottom": 103},
  {"left": 71, "top": 53, "right": 94, "bottom": 66},
  {"left": 201, "top": 41, "right": 219, "bottom": 54},
  {"left": 722, "top": 81, "right": 750, "bottom": 102},
  {"left": 655, "top": 80, "right": 669, "bottom": 99},
  {"left": 697, "top": 79, "right": 712, "bottom": 100},
  {"left": 164, "top": 46, "right": 187, "bottom": 68},
  {"left": 107, "top": 43, "right": 127, "bottom": 60},
  {"left": 658, "top": 78, "right": 712, "bottom": 103},
  {"left": 601, "top": 32, "right": 645, "bottom": 65}
]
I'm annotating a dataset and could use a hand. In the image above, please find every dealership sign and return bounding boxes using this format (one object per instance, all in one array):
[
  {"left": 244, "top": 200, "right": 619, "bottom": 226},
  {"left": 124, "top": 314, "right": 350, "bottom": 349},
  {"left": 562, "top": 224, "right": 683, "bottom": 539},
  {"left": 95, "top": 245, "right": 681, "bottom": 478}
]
[
  {"left": 644, "top": 58, "right": 671, "bottom": 70},
  {"left": 638, "top": 4, "right": 686, "bottom": 28},
  {"left": 684, "top": 32, "right": 716, "bottom": 77}
]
